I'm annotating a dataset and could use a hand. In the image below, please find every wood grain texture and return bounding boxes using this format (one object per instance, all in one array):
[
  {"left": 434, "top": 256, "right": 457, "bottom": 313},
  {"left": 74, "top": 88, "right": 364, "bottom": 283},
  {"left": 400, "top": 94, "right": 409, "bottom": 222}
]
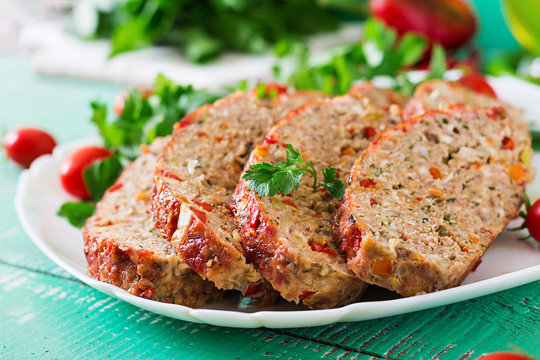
[{"left": 1, "top": 57, "right": 539, "bottom": 360}]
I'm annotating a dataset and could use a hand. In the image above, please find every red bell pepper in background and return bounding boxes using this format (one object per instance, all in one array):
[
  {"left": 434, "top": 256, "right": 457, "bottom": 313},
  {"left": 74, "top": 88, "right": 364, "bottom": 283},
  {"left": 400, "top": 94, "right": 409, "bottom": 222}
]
[{"left": 370, "top": 0, "right": 477, "bottom": 50}]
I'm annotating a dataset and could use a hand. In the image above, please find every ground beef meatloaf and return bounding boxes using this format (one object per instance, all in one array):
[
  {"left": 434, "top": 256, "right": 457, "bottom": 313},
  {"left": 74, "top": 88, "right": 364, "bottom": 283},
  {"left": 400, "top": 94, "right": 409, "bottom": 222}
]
[
  {"left": 83, "top": 138, "right": 223, "bottom": 307},
  {"left": 152, "top": 90, "right": 320, "bottom": 297},
  {"left": 404, "top": 79, "right": 524, "bottom": 122},
  {"left": 333, "top": 108, "right": 533, "bottom": 297},
  {"left": 233, "top": 84, "right": 408, "bottom": 309}
]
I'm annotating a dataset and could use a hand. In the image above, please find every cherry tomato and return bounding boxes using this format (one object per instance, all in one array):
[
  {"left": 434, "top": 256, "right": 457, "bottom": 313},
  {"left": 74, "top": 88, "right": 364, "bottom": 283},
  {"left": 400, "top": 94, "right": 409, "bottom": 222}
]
[
  {"left": 476, "top": 352, "right": 532, "bottom": 360},
  {"left": 370, "top": 0, "right": 477, "bottom": 50},
  {"left": 2, "top": 128, "right": 56, "bottom": 168},
  {"left": 526, "top": 199, "right": 540, "bottom": 243},
  {"left": 60, "top": 146, "right": 112, "bottom": 199},
  {"left": 457, "top": 73, "right": 498, "bottom": 98}
]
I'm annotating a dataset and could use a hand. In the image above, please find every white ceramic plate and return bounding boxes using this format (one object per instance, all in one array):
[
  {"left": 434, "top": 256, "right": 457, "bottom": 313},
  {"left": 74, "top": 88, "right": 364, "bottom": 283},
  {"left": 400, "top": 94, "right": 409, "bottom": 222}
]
[{"left": 15, "top": 76, "right": 540, "bottom": 328}]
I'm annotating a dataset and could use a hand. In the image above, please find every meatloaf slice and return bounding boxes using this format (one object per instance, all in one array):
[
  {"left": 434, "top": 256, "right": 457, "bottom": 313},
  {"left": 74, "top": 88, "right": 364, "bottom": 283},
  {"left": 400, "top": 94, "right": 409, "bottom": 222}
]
[
  {"left": 404, "top": 80, "right": 531, "bottom": 172},
  {"left": 404, "top": 79, "right": 524, "bottom": 122},
  {"left": 152, "top": 90, "right": 320, "bottom": 296},
  {"left": 233, "top": 84, "right": 408, "bottom": 309},
  {"left": 83, "top": 138, "right": 223, "bottom": 307},
  {"left": 333, "top": 108, "right": 534, "bottom": 297}
]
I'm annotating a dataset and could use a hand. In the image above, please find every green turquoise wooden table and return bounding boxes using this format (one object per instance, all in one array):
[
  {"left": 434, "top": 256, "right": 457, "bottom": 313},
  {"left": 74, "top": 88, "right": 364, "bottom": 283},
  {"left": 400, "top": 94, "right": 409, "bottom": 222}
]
[{"left": 1, "top": 57, "right": 539, "bottom": 359}]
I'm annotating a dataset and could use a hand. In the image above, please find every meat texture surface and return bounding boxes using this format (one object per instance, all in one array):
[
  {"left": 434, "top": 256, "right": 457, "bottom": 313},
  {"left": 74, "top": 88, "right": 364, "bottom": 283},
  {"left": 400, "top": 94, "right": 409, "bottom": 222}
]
[
  {"left": 152, "top": 90, "right": 321, "bottom": 297},
  {"left": 333, "top": 105, "right": 533, "bottom": 297},
  {"left": 84, "top": 137, "right": 223, "bottom": 307},
  {"left": 233, "top": 84, "right": 407, "bottom": 308}
]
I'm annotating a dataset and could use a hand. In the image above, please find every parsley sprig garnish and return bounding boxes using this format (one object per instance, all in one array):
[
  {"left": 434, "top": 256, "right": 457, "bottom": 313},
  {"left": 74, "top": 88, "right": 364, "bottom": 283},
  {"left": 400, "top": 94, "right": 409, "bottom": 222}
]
[
  {"left": 57, "top": 74, "right": 220, "bottom": 228},
  {"left": 243, "top": 144, "right": 345, "bottom": 199}
]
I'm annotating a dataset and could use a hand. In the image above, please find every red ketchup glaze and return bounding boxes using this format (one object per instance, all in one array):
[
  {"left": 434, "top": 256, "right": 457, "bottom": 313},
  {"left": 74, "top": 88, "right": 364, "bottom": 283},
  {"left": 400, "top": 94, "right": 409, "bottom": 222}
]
[
  {"left": 108, "top": 182, "right": 123, "bottom": 193},
  {"left": 190, "top": 207, "right": 207, "bottom": 224},
  {"left": 180, "top": 217, "right": 210, "bottom": 274},
  {"left": 243, "top": 284, "right": 262, "bottom": 298},
  {"left": 264, "top": 134, "right": 279, "bottom": 144},
  {"left": 351, "top": 227, "right": 363, "bottom": 252},
  {"left": 139, "top": 250, "right": 155, "bottom": 259},
  {"left": 471, "top": 258, "right": 482, "bottom": 272},
  {"left": 178, "top": 120, "right": 191, "bottom": 129},
  {"left": 139, "top": 287, "right": 155, "bottom": 299},
  {"left": 299, "top": 290, "right": 315, "bottom": 300},
  {"left": 152, "top": 178, "right": 183, "bottom": 240},
  {"left": 156, "top": 168, "right": 183, "bottom": 183},
  {"left": 249, "top": 205, "right": 261, "bottom": 230},
  {"left": 310, "top": 242, "right": 336, "bottom": 256},
  {"left": 192, "top": 199, "right": 214, "bottom": 212}
]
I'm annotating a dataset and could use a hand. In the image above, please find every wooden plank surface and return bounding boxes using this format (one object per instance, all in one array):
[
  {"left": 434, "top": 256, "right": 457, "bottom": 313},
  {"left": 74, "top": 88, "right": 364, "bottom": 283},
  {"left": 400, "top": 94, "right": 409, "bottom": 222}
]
[{"left": 1, "top": 57, "right": 539, "bottom": 359}]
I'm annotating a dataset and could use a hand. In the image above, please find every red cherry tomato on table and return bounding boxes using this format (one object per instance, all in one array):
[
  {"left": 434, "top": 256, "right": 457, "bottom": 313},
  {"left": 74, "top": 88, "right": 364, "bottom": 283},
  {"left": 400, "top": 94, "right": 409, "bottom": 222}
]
[
  {"left": 457, "top": 73, "right": 497, "bottom": 98},
  {"left": 2, "top": 128, "right": 56, "bottom": 168},
  {"left": 59, "top": 146, "right": 112, "bottom": 199},
  {"left": 526, "top": 199, "right": 540, "bottom": 243},
  {"left": 370, "top": 0, "right": 477, "bottom": 50},
  {"left": 476, "top": 352, "right": 532, "bottom": 360}
]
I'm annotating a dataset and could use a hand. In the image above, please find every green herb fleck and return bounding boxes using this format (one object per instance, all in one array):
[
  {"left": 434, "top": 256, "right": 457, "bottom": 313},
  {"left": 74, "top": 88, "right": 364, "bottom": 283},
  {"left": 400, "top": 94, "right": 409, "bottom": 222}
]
[
  {"left": 57, "top": 202, "right": 96, "bottom": 228},
  {"left": 437, "top": 225, "right": 450, "bottom": 237}
]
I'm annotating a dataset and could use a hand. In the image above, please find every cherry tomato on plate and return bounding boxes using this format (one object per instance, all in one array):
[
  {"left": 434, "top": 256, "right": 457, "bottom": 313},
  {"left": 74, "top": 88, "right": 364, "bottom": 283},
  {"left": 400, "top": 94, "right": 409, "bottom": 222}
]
[
  {"left": 526, "top": 199, "right": 540, "bottom": 243},
  {"left": 475, "top": 352, "right": 533, "bottom": 360},
  {"left": 370, "top": 0, "right": 477, "bottom": 50},
  {"left": 3, "top": 128, "right": 56, "bottom": 168},
  {"left": 60, "top": 146, "right": 112, "bottom": 199},
  {"left": 457, "top": 73, "right": 497, "bottom": 98}
]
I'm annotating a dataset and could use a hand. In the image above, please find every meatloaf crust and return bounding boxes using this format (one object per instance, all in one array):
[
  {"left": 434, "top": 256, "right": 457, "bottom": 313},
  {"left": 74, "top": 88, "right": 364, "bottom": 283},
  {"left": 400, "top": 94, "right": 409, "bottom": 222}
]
[
  {"left": 333, "top": 107, "right": 533, "bottom": 297},
  {"left": 233, "top": 84, "right": 408, "bottom": 309},
  {"left": 83, "top": 138, "right": 223, "bottom": 307},
  {"left": 152, "top": 90, "right": 321, "bottom": 296}
]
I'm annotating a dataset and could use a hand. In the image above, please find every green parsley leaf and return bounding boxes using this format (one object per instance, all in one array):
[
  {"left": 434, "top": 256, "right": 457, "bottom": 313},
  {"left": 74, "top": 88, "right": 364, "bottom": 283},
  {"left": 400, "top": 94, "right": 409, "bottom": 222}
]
[
  {"left": 183, "top": 27, "right": 224, "bottom": 64},
  {"left": 91, "top": 0, "right": 345, "bottom": 63},
  {"left": 109, "top": 18, "right": 151, "bottom": 58},
  {"left": 243, "top": 144, "right": 344, "bottom": 199},
  {"left": 90, "top": 73, "right": 220, "bottom": 160},
  {"left": 398, "top": 34, "right": 428, "bottom": 66},
  {"left": 273, "top": 18, "right": 428, "bottom": 95},
  {"left": 83, "top": 156, "right": 124, "bottom": 202},
  {"left": 531, "top": 130, "right": 540, "bottom": 151},
  {"left": 426, "top": 44, "right": 447, "bottom": 80},
  {"left": 57, "top": 202, "right": 96, "bottom": 228},
  {"left": 321, "top": 167, "right": 345, "bottom": 199}
]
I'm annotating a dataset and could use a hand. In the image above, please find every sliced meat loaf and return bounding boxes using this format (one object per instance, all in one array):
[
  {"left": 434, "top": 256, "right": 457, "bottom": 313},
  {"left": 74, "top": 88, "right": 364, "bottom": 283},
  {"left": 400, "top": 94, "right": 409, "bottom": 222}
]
[
  {"left": 404, "top": 80, "right": 532, "bottom": 171},
  {"left": 233, "top": 84, "right": 408, "bottom": 309},
  {"left": 333, "top": 108, "right": 534, "bottom": 297},
  {"left": 83, "top": 138, "right": 223, "bottom": 307},
  {"left": 403, "top": 80, "right": 511, "bottom": 117},
  {"left": 152, "top": 90, "right": 321, "bottom": 296}
]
